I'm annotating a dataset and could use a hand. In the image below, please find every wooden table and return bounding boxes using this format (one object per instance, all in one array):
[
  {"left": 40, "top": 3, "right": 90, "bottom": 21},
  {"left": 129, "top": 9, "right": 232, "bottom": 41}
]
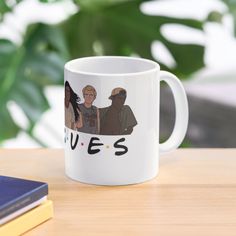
[{"left": 0, "top": 149, "right": 236, "bottom": 236}]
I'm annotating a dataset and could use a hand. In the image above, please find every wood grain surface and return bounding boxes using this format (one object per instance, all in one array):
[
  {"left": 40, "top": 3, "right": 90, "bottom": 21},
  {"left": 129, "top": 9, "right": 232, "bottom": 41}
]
[{"left": 0, "top": 149, "right": 236, "bottom": 236}]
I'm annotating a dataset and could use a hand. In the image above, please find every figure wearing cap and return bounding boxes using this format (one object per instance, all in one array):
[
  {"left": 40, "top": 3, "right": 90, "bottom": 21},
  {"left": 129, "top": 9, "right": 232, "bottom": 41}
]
[{"left": 99, "top": 87, "right": 137, "bottom": 135}]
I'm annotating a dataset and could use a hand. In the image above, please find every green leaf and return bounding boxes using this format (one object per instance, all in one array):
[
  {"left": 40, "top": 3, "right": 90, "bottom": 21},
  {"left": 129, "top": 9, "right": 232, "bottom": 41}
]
[
  {"left": 0, "top": 106, "right": 20, "bottom": 142},
  {"left": 0, "top": 0, "right": 22, "bottom": 19},
  {"left": 207, "top": 11, "right": 223, "bottom": 23},
  {"left": 0, "top": 24, "right": 69, "bottom": 142},
  {"left": 39, "top": 0, "right": 61, "bottom": 2},
  {"left": 0, "top": 1, "right": 12, "bottom": 17},
  {"left": 11, "top": 80, "right": 50, "bottom": 124},
  {"left": 62, "top": 0, "right": 204, "bottom": 77},
  {"left": 221, "top": 0, "right": 236, "bottom": 36},
  {"left": 163, "top": 41, "right": 204, "bottom": 79},
  {"left": 75, "top": 0, "right": 135, "bottom": 10}
]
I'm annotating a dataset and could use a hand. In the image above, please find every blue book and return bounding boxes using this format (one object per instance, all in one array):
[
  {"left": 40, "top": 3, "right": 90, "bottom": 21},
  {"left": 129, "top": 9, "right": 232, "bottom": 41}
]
[{"left": 0, "top": 176, "right": 48, "bottom": 220}]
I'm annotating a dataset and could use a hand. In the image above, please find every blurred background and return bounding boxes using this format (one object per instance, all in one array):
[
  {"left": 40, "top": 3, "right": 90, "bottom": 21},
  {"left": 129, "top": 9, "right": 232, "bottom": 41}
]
[{"left": 0, "top": 0, "right": 235, "bottom": 148}]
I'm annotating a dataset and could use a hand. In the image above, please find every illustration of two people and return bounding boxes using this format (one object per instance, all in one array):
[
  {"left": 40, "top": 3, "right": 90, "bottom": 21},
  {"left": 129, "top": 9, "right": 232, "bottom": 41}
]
[{"left": 65, "top": 81, "right": 137, "bottom": 135}]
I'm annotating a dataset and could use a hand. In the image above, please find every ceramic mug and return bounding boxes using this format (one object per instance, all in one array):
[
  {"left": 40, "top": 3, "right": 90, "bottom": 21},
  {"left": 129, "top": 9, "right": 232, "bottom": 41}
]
[{"left": 64, "top": 56, "right": 188, "bottom": 185}]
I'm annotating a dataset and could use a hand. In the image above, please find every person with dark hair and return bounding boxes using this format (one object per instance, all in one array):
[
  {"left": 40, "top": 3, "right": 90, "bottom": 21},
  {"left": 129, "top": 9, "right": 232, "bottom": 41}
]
[
  {"left": 64, "top": 81, "right": 83, "bottom": 130},
  {"left": 99, "top": 88, "right": 137, "bottom": 135}
]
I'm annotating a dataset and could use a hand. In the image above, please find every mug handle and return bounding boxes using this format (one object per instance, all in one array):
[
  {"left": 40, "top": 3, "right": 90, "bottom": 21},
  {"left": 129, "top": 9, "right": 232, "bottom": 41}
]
[{"left": 159, "top": 71, "right": 189, "bottom": 154}]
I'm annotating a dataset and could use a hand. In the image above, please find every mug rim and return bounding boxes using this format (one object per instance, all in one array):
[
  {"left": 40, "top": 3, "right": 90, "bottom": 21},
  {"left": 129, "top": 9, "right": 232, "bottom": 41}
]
[{"left": 64, "top": 56, "right": 160, "bottom": 77}]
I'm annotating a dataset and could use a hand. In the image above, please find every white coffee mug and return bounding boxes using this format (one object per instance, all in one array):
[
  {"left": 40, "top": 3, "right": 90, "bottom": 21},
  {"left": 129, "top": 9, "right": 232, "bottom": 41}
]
[{"left": 64, "top": 56, "right": 188, "bottom": 185}]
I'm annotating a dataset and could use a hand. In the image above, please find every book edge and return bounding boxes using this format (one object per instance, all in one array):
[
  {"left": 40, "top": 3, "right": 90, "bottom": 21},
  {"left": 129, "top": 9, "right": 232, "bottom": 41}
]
[
  {"left": 0, "top": 182, "right": 48, "bottom": 218},
  {"left": 0, "top": 200, "right": 53, "bottom": 236},
  {"left": 0, "top": 196, "right": 47, "bottom": 225}
]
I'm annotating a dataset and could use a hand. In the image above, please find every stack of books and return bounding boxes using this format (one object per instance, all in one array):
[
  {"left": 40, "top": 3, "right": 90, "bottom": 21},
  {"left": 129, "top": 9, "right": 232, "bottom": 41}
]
[{"left": 0, "top": 175, "right": 53, "bottom": 235}]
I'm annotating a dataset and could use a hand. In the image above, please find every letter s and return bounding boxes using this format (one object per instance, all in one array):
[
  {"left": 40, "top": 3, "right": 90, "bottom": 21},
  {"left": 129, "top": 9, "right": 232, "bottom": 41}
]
[{"left": 114, "top": 138, "right": 128, "bottom": 156}]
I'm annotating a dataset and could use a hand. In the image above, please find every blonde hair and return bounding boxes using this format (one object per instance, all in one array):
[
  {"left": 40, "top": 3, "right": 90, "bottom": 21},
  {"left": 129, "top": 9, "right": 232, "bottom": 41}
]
[{"left": 82, "top": 85, "right": 97, "bottom": 98}]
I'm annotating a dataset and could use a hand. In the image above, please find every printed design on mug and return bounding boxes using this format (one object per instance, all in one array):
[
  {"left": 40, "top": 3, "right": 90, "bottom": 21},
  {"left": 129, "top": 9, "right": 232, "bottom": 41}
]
[
  {"left": 64, "top": 81, "right": 138, "bottom": 135},
  {"left": 99, "top": 88, "right": 137, "bottom": 135},
  {"left": 77, "top": 85, "right": 100, "bottom": 134},
  {"left": 64, "top": 81, "right": 82, "bottom": 130}
]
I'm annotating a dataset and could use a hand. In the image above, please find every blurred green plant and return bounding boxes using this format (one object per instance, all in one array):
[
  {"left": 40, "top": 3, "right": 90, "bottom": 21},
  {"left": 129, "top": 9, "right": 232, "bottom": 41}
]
[
  {"left": 0, "top": 0, "right": 205, "bottom": 146},
  {"left": 222, "top": 0, "right": 236, "bottom": 35},
  {"left": 206, "top": 0, "right": 236, "bottom": 35}
]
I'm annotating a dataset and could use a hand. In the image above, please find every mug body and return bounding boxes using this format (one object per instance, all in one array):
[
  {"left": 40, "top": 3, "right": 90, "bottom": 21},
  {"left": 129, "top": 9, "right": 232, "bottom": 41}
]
[{"left": 64, "top": 56, "right": 160, "bottom": 185}]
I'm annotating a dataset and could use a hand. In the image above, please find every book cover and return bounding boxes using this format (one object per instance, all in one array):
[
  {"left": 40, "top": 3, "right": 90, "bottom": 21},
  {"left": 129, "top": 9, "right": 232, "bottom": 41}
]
[
  {"left": 0, "top": 175, "right": 48, "bottom": 219},
  {"left": 0, "top": 200, "right": 53, "bottom": 236},
  {"left": 0, "top": 196, "right": 47, "bottom": 225}
]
